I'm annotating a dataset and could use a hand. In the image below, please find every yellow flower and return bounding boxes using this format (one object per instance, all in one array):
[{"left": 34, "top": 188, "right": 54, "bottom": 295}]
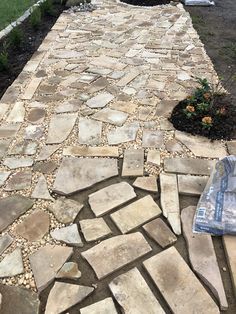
[
  {"left": 186, "top": 105, "right": 195, "bottom": 113},
  {"left": 202, "top": 116, "right": 212, "bottom": 125}
]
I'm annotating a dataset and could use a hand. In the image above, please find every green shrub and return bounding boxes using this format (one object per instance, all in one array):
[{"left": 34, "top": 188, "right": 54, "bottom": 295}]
[
  {"left": 40, "top": 0, "right": 54, "bottom": 16},
  {"left": 0, "top": 43, "right": 9, "bottom": 72},
  {"left": 9, "top": 26, "right": 23, "bottom": 49},
  {"left": 30, "top": 7, "right": 41, "bottom": 30}
]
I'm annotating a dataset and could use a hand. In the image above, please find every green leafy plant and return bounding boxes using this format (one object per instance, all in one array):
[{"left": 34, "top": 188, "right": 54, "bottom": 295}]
[
  {"left": 0, "top": 42, "right": 9, "bottom": 72},
  {"left": 30, "top": 6, "right": 41, "bottom": 30},
  {"left": 183, "top": 105, "right": 197, "bottom": 118},
  {"left": 9, "top": 26, "right": 23, "bottom": 49},
  {"left": 196, "top": 102, "right": 210, "bottom": 112},
  {"left": 40, "top": 0, "right": 54, "bottom": 16}
]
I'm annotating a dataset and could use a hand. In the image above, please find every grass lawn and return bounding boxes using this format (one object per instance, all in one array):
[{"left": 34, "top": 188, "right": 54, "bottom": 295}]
[{"left": 0, "top": 0, "right": 37, "bottom": 31}]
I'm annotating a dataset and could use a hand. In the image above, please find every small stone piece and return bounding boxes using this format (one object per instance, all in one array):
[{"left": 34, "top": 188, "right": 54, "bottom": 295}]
[
  {"left": 110, "top": 101, "right": 137, "bottom": 114},
  {"left": 31, "top": 175, "right": 53, "bottom": 200},
  {"left": 27, "top": 108, "right": 45, "bottom": 124},
  {"left": 178, "top": 175, "right": 208, "bottom": 196},
  {"left": 165, "top": 139, "right": 184, "bottom": 153},
  {"left": 0, "top": 248, "right": 24, "bottom": 277},
  {"left": 122, "top": 149, "right": 144, "bottom": 177},
  {"left": 82, "top": 232, "right": 152, "bottom": 279},
  {"left": 226, "top": 141, "right": 236, "bottom": 155},
  {"left": 109, "top": 268, "right": 164, "bottom": 314},
  {"left": 24, "top": 125, "right": 44, "bottom": 140},
  {"left": 15, "top": 210, "right": 50, "bottom": 242},
  {"left": 6, "top": 102, "right": 25, "bottom": 122},
  {"left": 0, "top": 124, "right": 20, "bottom": 139},
  {"left": 111, "top": 195, "right": 162, "bottom": 234},
  {"left": 36, "top": 145, "right": 59, "bottom": 161},
  {"left": 33, "top": 161, "right": 57, "bottom": 174},
  {"left": 143, "top": 247, "right": 220, "bottom": 314},
  {"left": 147, "top": 150, "right": 161, "bottom": 166},
  {"left": 86, "top": 93, "right": 114, "bottom": 108},
  {"left": 56, "top": 262, "right": 81, "bottom": 280},
  {"left": 92, "top": 108, "right": 128, "bottom": 126},
  {"left": 0, "top": 139, "right": 11, "bottom": 160},
  {"left": 63, "top": 146, "right": 119, "bottom": 157},
  {"left": 107, "top": 122, "right": 139, "bottom": 145},
  {"left": 49, "top": 198, "right": 83, "bottom": 224},
  {"left": 0, "top": 172, "right": 11, "bottom": 187},
  {"left": 50, "top": 224, "right": 83, "bottom": 247},
  {"left": 3, "top": 157, "right": 33, "bottom": 169},
  {"left": 89, "top": 182, "right": 136, "bottom": 217},
  {"left": 143, "top": 218, "right": 177, "bottom": 248},
  {"left": 80, "top": 218, "right": 112, "bottom": 242},
  {"left": 0, "top": 234, "right": 13, "bottom": 255},
  {"left": 133, "top": 176, "right": 158, "bottom": 192},
  {"left": 223, "top": 235, "right": 236, "bottom": 298},
  {"left": 22, "top": 78, "right": 42, "bottom": 100},
  {"left": 142, "top": 130, "right": 164, "bottom": 148},
  {"left": 9, "top": 141, "right": 37, "bottom": 156},
  {"left": 79, "top": 117, "right": 102, "bottom": 145},
  {"left": 80, "top": 297, "right": 117, "bottom": 314}
]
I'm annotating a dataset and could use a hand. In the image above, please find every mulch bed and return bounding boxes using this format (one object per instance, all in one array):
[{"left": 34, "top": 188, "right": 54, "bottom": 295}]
[{"left": 120, "top": 0, "right": 171, "bottom": 6}]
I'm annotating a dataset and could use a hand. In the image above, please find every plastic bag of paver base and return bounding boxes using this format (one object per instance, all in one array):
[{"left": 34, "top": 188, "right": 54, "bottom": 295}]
[
  {"left": 182, "top": 0, "right": 215, "bottom": 6},
  {"left": 193, "top": 155, "right": 236, "bottom": 235}
]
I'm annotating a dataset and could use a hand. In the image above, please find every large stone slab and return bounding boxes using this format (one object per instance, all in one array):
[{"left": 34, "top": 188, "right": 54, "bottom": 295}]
[
  {"left": 22, "top": 77, "right": 42, "bottom": 100},
  {"left": 46, "top": 113, "right": 77, "bottom": 144},
  {"left": 143, "top": 247, "right": 220, "bottom": 314},
  {"left": 9, "top": 141, "right": 37, "bottom": 156},
  {"left": 80, "top": 218, "right": 112, "bottom": 242},
  {"left": 3, "top": 157, "right": 33, "bottom": 169},
  {"left": 0, "top": 248, "right": 24, "bottom": 277},
  {"left": 29, "top": 245, "right": 73, "bottom": 291},
  {"left": 4, "top": 171, "right": 32, "bottom": 191},
  {"left": 80, "top": 297, "right": 117, "bottom": 314},
  {"left": 0, "top": 195, "right": 34, "bottom": 232},
  {"left": 53, "top": 157, "right": 118, "bottom": 195},
  {"left": 177, "top": 174, "right": 208, "bottom": 196},
  {"left": 109, "top": 268, "right": 164, "bottom": 314},
  {"left": 86, "top": 92, "right": 114, "bottom": 108},
  {"left": 63, "top": 146, "right": 119, "bottom": 157},
  {"left": 45, "top": 282, "right": 94, "bottom": 314},
  {"left": 92, "top": 108, "right": 128, "bottom": 126},
  {"left": 36, "top": 145, "right": 59, "bottom": 161},
  {"left": 107, "top": 122, "right": 139, "bottom": 145},
  {"left": 82, "top": 232, "right": 152, "bottom": 279},
  {"left": 164, "top": 157, "right": 215, "bottom": 175},
  {"left": 133, "top": 176, "right": 158, "bottom": 192},
  {"left": 79, "top": 117, "right": 102, "bottom": 145},
  {"left": 147, "top": 150, "right": 161, "bottom": 166},
  {"left": 6, "top": 102, "right": 25, "bottom": 122},
  {"left": 89, "top": 182, "right": 136, "bottom": 217},
  {"left": 160, "top": 173, "right": 181, "bottom": 235},
  {"left": 181, "top": 206, "right": 228, "bottom": 310},
  {"left": 0, "top": 124, "right": 20, "bottom": 139},
  {"left": 122, "top": 148, "right": 144, "bottom": 177},
  {"left": 50, "top": 224, "right": 83, "bottom": 247},
  {"left": 49, "top": 198, "right": 83, "bottom": 223},
  {"left": 56, "top": 262, "right": 81, "bottom": 280},
  {"left": 111, "top": 195, "right": 162, "bottom": 234},
  {"left": 0, "top": 234, "right": 13, "bottom": 255},
  {"left": 142, "top": 130, "right": 164, "bottom": 148},
  {"left": 223, "top": 235, "right": 236, "bottom": 298}
]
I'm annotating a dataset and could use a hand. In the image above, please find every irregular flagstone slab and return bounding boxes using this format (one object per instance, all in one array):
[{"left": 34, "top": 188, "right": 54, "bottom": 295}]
[
  {"left": 50, "top": 224, "right": 83, "bottom": 247},
  {"left": 147, "top": 150, "right": 161, "bottom": 166},
  {"left": 3, "top": 157, "right": 33, "bottom": 169},
  {"left": 80, "top": 297, "right": 117, "bottom": 314},
  {"left": 143, "top": 218, "right": 177, "bottom": 248},
  {"left": 227, "top": 141, "right": 236, "bottom": 155},
  {"left": 0, "top": 124, "right": 20, "bottom": 139},
  {"left": 164, "top": 157, "right": 215, "bottom": 176},
  {"left": 0, "top": 234, "right": 13, "bottom": 255},
  {"left": 82, "top": 232, "right": 152, "bottom": 279},
  {"left": 92, "top": 108, "right": 128, "bottom": 126},
  {"left": 53, "top": 157, "right": 118, "bottom": 195},
  {"left": 181, "top": 206, "right": 228, "bottom": 310},
  {"left": 0, "top": 139, "right": 11, "bottom": 160},
  {"left": 138, "top": 106, "right": 154, "bottom": 121},
  {"left": 33, "top": 161, "right": 57, "bottom": 174},
  {"left": 4, "top": 171, "right": 32, "bottom": 191},
  {"left": 6, "top": 102, "right": 25, "bottom": 122},
  {"left": 111, "top": 195, "right": 162, "bottom": 234},
  {"left": 51, "top": 50, "right": 83, "bottom": 59},
  {"left": 175, "top": 131, "right": 227, "bottom": 158},
  {"left": 0, "top": 103, "right": 9, "bottom": 121},
  {"left": 223, "top": 235, "right": 236, "bottom": 298},
  {"left": 133, "top": 176, "right": 158, "bottom": 192},
  {"left": 79, "top": 117, "right": 102, "bottom": 145},
  {"left": 9, "top": 141, "right": 37, "bottom": 155},
  {"left": 45, "top": 282, "right": 94, "bottom": 314},
  {"left": 36, "top": 145, "right": 60, "bottom": 161},
  {"left": 63, "top": 146, "right": 119, "bottom": 157},
  {"left": 55, "top": 102, "right": 81, "bottom": 113},
  {"left": 22, "top": 78, "right": 42, "bottom": 100},
  {"left": 178, "top": 174, "right": 208, "bottom": 196},
  {"left": 0, "top": 284, "right": 40, "bottom": 314},
  {"left": 31, "top": 175, "right": 53, "bottom": 201},
  {"left": 15, "top": 210, "right": 50, "bottom": 242},
  {"left": 89, "top": 182, "right": 136, "bottom": 217},
  {"left": 86, "top": 93, "right": 114, "bottom": 108},
  {"left": 110, "top": 101, "right": 137, "bottom": 114},
  {"left": 24, "top": 125, "right": 44, "bottom": 140},
  {"left": 122, "top": 148, "right": 144, "bottom": 177},
  {"left": 160, "top": 173, "right": 181, "bottom": 235},
  {"left": 109, "top": 268, "right": 164, "bottom": 314},
  {"left": 0, "top": 195, "right": 34, "bottom": 232},
  {"left": 91, "top": 55, "right": 126, "bottom": 71},
  {"left": 86, "top": 77, "right": 109, "bottom": 94},
  {"left": 56, "top": 262, "right": 81, "bottom": 280},
  {"left": 27, "top": 108, "right": 45, "bottom": 124},
  {"left": 116, "top": 69, "right": 140, "bottom": 87},
  {"left": 165, "top": 139, "right": 184, "bottom": 153},
  {"left": 143, "top": 247, "right": 220, "bottom": 314},
  {"left": 107, "top": 122, "right": 139, "bottom": 145},
  {"left": 80, "top": 218, "right": 112, "bottom": 242},
  {"left": 0, "top": 248, "right": 24, "bottom": 277},
  {"left": 46, "top": 113, "right": 77, "bottom": 144},
  {"left": 29, "top": 245, "right": 73, "bottom": 292},
  {"left": 142, "top": 130, "right": 164, "bottom": 148},
  {"left": 0, "top": 171, "right": 11, "bottom": 187},
  {"left": 49, "top": 198, "right": 84, "bottom": 224}
]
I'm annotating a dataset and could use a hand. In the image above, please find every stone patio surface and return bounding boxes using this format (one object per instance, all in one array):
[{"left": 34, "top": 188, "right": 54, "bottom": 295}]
[{"left": 0, "top": 0, "right": 235, "bottom": 313}]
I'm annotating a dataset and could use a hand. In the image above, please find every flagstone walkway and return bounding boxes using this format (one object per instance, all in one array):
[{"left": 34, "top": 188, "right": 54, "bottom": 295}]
[{"left": 0, "top": 0, "right": 235, "bottom": 313}]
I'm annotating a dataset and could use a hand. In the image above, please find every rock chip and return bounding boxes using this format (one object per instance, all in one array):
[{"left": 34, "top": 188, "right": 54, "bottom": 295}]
[
  {"left": 31, "top": 175, "right": 53, "bottom": 200},
  {"left": 51, "top": 224, "right": 83, "bottom": 247},
  {"left": 0, "top": 248, "right": 24, "bottom": 277},
  {"left": 122, "top": 149, "right": 144, "bottom": 177},
  {"left": 133, "top": 176, "right": 158, "bottom": 192},
  {"left": 79, "top": 117, "right": 102, "bottom": 145},
  {"left": 49, "top": 198, "right": 83, "bottom": 224},
  {"left": 80, "top": 218, "right": 112, "bottom": 242},
  {"left": 56, "top": 262, "right": 81, "bottom": 280}
]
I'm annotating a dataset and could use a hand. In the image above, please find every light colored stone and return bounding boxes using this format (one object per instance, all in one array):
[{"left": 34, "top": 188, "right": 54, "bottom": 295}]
[
  {"left": 79, "top": 117, "right": 102, "bottom": 145},
  {"left": 24, "top": 125, "right": 44, "bottom": 140},
  {"left": 116, "top": 69, "right": 140, "bottom": 87},
  {"left": 147, "top": 150, "right": 161, "bottom": 166},
  {"left": 3, "top": 157, "right": 33, "bottom": 169},
  {"left": 80, "top": 218, "right": 112, "bottom": 242},
  {"left": 142, "top": 130, "right": 164, "bottom": 148},
  {"left": 6, "top": 102, "right": 25, "bottom": 122},
  {"left": 223, "top": 235, "right": 236, "bottom": 298},
  {"left": 122, "top": 149, "right": 144, "bottom": 177},
  {"left": 0, "top": 124, "right": 20, "bottom": 139},
  {"left": 80, "top": 297, "right": 117, "bottom": 314},
  {"left": 178, "top": 175, "right": 208, "bottom": 196},
  {"left": 22, "top": 78, "right": 42, "bottom": 100},
  {"left": 0, "top": 172, "right": 11, "bottom": 187},
  {"left": 0, "top": 234, "right": 13, "bottom": 255},
  {"left": 0, "top": 248, "right": 24, "bottom": 277},
  {"left": 51, "top": 224, "right": 83, "bottom": 247},
  {"left": 36, "top": 145, "right": 59, "bottom": 161},
  {"left": 0, "top": 139, "right": 11, "bottom": 160},
  {"left": 165, "top": 139, "right": 184, "bottom": 153},
  {"left": 56, "top": 262, "right": 81, "bottom": 280},
  {"left": 133, "top": 176, "right": 158, "bottom": 192},
  {"left": 86, "top": 93, "right": 114, "bottom": 108},
  {"left": 160, "top": 173, "right": 181, "bottom": 235},
  {"left": 181, "top": 206, "right": 228, "bottom": 310},
  {"left": 107, "top": 122, "right": 139, "bottom": 145},
  {"left": 109, "top": 268, "right": 164, "bottom": 314},
  {"left": 111, "top": 195, "right": 162, "bottom": 234},
  {"left": 45, "top": 282, "right": 94, "bottom": 314},
  {"left": 143, "top": 247, "right": 220, "bottom": 314},
  {"left": 63, "top": 146, "right": 119, "bottom": 157},
  {"left": 31, "top": 175, "right": 53, "bottom": 200},
  {"left": 92, "top": 108, "right": 128, "bottom": 126},
  {"left": 110, "top": 101, "right": 137, "bottom": 114},
  {"left": 27, "top": 108, "right": 45, "bottom": 124},
  {"left": 9, "top": 141, "right": 37, "bottom": 155},
  {"left": 89, "top": 182, "right": 136, "bottom": 217},
  {"left": 0, "top": 103, "right": 9, "bottom": 121},
  {"left": 160, "top": 119, "right": 175, "bottom": 130},
  {"left": 91, "top": 55, "right": 126, "bottom": 71},
  {"left": 227, "top": 141, "right": 236, "bottom": 155},
  {"left": 82, "top": 232, "right": 152, "bottom": 279}
]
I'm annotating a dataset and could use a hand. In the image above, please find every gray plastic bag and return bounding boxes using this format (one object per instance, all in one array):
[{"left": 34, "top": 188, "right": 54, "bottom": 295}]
[{"left": 182, "top": 0, "right": 215, "bottom": 5}]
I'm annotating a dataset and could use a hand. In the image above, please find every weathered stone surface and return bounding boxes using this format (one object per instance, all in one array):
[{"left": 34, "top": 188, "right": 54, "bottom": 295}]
[
  {"left": 122, "top": 149, "right": 144, "bottom": 177},
  {"left": 89, "top": 182, "right": 136, "bottom": 217},
  {"left": 165, "top": 139, "right": 184, "bottom": 153},
  {"left": 0, "top": 234, "right": 13, "bottom": 255},
  {"left": 133, "top": 176, "right": 158, "bottom": 192},
  {"left": 15, "top": 210, "right": 50, "bottom": 242},
  {"left": 6, "top": 102, "right": 25, "bottom": 122},
  {"left": 110, "top": 101, "right": 137, "bottom": 114},
  {"left": 155, "top": 100, "right": 177, "bottom": 117},
  {"left": 178, "top": 174, "right": 208, "bottom": 196},
  {"left": 49, "top": 198, "right": 83, "bottom": 223},
  {"left": 80, "top": 297, "right": 117, "bottom": 314},
  {"left": 63, "top": 146, "right": 119, "bottom": 157},
  {"left": 227, "top": 141, "right": 236, "bottom": 155},
  {"left": 5, "top": 171, "right": 32, "bottom": 191},
  {"left": 142, "top": 130, "right": 164, "bottom": 148},
  {"left": 160, "top": 173, "right": 181, "bottom": 235},
  {"left": 86, "top": 93, "right": 114, "bottom": 108},
  {"left": 0, "top": 248, "right": 24, "bottom": 277},
  {"left": 147, "top": 150, "right": 161, "bottom": 166},
  {"left": 0, "top": 103, "right": 9, "bottom": 121},
  {"left": 29, "top": 245, "right": 73, "bottom": 291},
  {"left": 22, "top": 78, "right": 42, "bottom": 100},
  {"left": 46, "top": 113, "right": 77, "bottom": 144},
  {"left": 109, "top": 268, "right": 164, "bottom": 314},
  {"left": 175, "top": 131, "right": 227, "bottom": 158},
  {"left": 160, "top": 119, "right": 175, "bottom": 130},
  {"left": 143, "top": 218, "right": 177, "bottom": 248},
  {"left": 36, "top": 145, "right": 59, "bottom": 161},
  {"left": 9, "top": 141, "right": 37, "bottom": 155},
  {"left": 24, "top": 125, "right": 44, "bottom": 140},
  {"left": 32, "top": 175, "right": 53, "bottom": 200},
  {"left": 56, "top": 262, "right": 81, "bottom": 280},
  {"left": 33, "top": 161, "right": 57, "bottom": 174},
  {"left": 143, "top": 247, "right": 220, "bottom": 314},
  {"left": 86, "top": 77, "right": 109, "bottom": 94},
  {"left": 138, "top": 106, "right": 153, "bottom": 121},
  {"left": 0, "top": 195, "right": 34, "bottom": 232},
  {"left": 116, "top": 69, "right": 140, "bottom": 87},
  {"left": 107, "top": 122, "right": 139, "bottom": 145},
  {"left": 111, "top": 195, "right": 162, "bottom": 234},
  {"left": 80, "top": 218, "right": 112, "bottom": 242},
  {"left": 0, "top": 139, "right": 11, "bottom": 160},
  {"left": 0, "top": 124, "right": 20, "bottom": 139},
  {"left": 91, "top": 55, "right": 126, "bottom": 71},
  {"left": 51, "top": 224, "right": 83, "bottom": 247},
  {"left": 79, "top": 117, "right": 102, "bottom": 145},
  {"left": 223, "top": 235, "right": 236, "bottom": 298},
  {"left": 92, "top": 108, "right": 128, "bottom": 126},
  {"left": 53, "top": 157, "right": 118, "bottom": 195},
  {"left": 181, "top": 206, "right": 228, "bottom": 310},
  {"left": 82, "top": 232, "right": 152, "bottom": 279},
  {"left": 164, "top": 157, "right": 215, "bottom": 175},
  {"left": 27, "top": 108, "right": 46, "bottom": 124},
  {"left": 0, "top": 171, "right": 10, "bottom": 187},
  {"left": 0, "top": 284, "right": 40, "bottom": 314},
  {"left": 3, "top": 157, "right": 33, "bottom": 169},
  {"left": 55, "top": 102, "right": 81, "bottom": 113}
]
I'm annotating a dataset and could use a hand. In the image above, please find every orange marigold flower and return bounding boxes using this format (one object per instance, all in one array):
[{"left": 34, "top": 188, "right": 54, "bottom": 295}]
[
  {"left": 186, "top": 105, "right": 195, "bottom": 113},
  {"left": 203, "top": 92, "right": 211, "bottom": 100},
  {"left": 202, "top": 116, "right": 212, "bottom": 125}
]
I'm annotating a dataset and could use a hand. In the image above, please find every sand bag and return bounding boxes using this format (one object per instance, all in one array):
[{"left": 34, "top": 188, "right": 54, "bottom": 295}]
[{"left": 182, "top": 0, "right": 215, "bottom": 6}]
